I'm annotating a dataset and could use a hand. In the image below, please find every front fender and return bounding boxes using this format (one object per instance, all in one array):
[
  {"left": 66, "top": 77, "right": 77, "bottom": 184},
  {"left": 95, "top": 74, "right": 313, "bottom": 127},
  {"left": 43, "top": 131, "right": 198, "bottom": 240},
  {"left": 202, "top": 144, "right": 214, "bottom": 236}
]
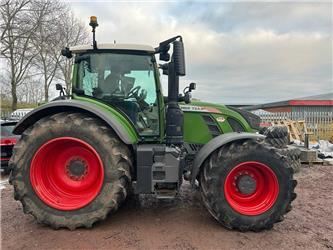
[
  {"left": 13, "top": 100, "right": 138, "bottom": 145},
  {"left": 190, "top": 132, "right": 265, "bottom": 185}
]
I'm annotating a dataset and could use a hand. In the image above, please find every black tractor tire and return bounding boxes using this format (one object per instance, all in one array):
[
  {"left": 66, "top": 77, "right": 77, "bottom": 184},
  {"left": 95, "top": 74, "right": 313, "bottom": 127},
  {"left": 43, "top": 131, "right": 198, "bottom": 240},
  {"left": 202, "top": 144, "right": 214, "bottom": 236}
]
[
  {"left": 276, "top": 146, "right": 301, "bottom": 173},
  {"left": 263, "top": 125, "right": 289, "bottom": 138},
  {"left": 264, "top": 136, "right": 289, "bottom": 149},
  {"left": 263, "top": 126, "right": 289, "bottom": 149},
  {"left": 200, "top": 139, "right": 296, "bottom": 231},
  {"left": 9, "top": 112, "right": 133, "bottom": 230}
]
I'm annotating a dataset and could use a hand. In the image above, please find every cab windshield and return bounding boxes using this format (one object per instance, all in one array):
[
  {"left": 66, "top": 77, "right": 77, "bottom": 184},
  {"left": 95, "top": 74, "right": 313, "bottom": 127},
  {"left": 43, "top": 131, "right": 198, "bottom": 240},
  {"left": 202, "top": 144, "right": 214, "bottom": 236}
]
[{"left": 76, "top": 53, "right": 159, "bottom": 136}]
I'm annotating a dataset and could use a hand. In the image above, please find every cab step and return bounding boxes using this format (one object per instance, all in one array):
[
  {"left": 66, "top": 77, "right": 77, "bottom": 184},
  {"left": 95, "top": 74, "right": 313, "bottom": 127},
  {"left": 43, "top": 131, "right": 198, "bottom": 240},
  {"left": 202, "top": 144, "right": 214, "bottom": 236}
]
[{"left": 155, "top": 189, "right": 178, "bottom": 199}]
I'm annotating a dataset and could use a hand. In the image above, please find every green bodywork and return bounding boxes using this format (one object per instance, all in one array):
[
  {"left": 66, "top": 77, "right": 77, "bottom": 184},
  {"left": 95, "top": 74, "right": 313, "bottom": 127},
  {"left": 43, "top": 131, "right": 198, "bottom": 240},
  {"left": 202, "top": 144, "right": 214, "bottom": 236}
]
[{"left": 182, "top": 101, "right": 254, "bottom": 145}]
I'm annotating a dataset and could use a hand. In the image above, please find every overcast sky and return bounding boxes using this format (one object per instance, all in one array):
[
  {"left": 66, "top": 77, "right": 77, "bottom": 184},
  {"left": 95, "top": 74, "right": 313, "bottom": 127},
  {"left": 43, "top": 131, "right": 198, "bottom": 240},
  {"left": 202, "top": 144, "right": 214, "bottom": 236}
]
[{"left": 69, "top": 1, "right": 332, "bottom": 104}]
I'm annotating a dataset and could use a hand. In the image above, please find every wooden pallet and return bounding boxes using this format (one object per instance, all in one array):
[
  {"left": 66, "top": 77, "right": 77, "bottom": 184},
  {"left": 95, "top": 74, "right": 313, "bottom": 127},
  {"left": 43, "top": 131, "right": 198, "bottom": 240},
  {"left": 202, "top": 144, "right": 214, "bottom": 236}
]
[
  {"left": 273, "top": 120, "right": 309, "bottom": 142},
  {"left": 301, "top": 160, "right": 323, "bottom": 167}
]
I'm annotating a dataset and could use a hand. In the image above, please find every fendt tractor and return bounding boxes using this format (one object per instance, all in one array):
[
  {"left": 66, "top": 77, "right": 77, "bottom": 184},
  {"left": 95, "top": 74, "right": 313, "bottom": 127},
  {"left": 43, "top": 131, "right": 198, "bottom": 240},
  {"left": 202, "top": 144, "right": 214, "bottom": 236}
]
[{"left": 9, "top": 17, "right": 297, "bottom": 231}]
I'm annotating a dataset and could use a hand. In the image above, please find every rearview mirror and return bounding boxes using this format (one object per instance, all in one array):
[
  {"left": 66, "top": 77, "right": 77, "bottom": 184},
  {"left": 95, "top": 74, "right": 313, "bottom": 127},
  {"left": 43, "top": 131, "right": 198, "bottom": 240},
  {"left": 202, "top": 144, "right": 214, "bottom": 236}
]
[
  {"left": 184, "top": 92, "right": 191, "bottom": 104},
  {"left": 55, "top": 83, "right": 63, "bottom": 91},
  {"left": 61, "top": 47, "right": 72, "bottom": 59},
  {"left": 173, "top": 40, "right": 186, "bottom": 76},
  {"left": 55, "top": 83, "right": 66, "bottom": 97},
  {"left": 160, "top": 51, "right": 170, "bottom": 61},
  {"left": 159, "top": 44, "right": 170, "bottom": 61},
  {"left": 189, "top": 82, "right": 196, "bottom": 92}
]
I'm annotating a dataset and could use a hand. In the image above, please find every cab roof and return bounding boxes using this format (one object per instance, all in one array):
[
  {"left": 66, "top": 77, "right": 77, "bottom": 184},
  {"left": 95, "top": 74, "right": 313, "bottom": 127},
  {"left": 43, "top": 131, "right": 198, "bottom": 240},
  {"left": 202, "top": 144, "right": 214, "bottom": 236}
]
[{"left": 70, "top": 43, "right": 155, "bottom": 53}]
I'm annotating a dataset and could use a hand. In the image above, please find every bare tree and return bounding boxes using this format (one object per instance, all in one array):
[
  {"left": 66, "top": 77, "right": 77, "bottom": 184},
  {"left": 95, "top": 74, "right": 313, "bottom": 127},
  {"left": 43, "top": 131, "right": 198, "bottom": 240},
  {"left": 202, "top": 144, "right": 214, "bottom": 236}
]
[
  {"left": 0, "top": 67, "right": 11, "bottom": 97},
  {"left": 31, "top": 5, "right": 89, "bottom": 101},
  {"left": 56, "top": 11, "right": 89, "bottom": 90},
  {"left": 31, "top": 0, "right": 66, "bottom": 102},
  {"left": 0, "top": 0, "right": 48, "bottom": 110},
  {"left": 1, "top": 0, "right": 89, "bottom": 108},
  {"left": 19, "top": 77, "right": 43, "bottom": 103}
]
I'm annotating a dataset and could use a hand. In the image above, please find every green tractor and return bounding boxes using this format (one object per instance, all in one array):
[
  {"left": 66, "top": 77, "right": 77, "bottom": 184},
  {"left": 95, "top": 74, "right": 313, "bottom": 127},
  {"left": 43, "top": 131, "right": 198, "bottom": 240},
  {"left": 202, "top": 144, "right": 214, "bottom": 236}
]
[{"left": 9, "top": 17, "right": 296, "bottom": 231}]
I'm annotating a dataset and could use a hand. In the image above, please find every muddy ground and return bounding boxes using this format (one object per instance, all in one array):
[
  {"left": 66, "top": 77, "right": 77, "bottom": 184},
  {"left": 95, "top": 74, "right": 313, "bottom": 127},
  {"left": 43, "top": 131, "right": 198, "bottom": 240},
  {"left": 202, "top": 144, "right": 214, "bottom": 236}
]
[{"left": 1, "top": 164, "right": 333, "bottom": 250}]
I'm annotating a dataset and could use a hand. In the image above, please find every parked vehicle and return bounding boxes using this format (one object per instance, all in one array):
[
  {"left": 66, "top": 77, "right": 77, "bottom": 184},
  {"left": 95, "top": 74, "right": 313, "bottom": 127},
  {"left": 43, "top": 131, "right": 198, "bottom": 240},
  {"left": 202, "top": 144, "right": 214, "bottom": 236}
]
[
  {"left": 10, "top": 108, "right": 33, "bottom": 120},
  {"left": 1, "top": 121, "right": 19, "bottom": 175},
  {"left": 10, "top": 17, "right": 297, "bottom": 231}
]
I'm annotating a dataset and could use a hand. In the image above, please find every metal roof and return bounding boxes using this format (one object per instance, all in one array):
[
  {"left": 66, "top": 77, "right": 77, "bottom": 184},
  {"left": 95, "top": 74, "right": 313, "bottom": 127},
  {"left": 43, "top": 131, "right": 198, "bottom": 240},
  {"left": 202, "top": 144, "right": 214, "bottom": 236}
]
[
  {"left": 242, "top": 92, "right": 333, "bottom": 111},
  {"left": 70, "top": 43, "right": 155, "bottom": 53},
  {"left": 294, "top": 93, "right": 333, "bottom": 100}
]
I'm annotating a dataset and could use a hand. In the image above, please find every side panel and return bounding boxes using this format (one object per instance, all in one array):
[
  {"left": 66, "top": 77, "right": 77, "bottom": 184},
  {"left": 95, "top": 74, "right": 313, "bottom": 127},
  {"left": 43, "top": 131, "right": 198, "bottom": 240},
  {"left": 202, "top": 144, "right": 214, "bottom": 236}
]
[
  {"left": 183, "top": 109, "right": 254, "bottom": 145},
  {"left": 182, "top": 102, "right": 255, "bottom": 135},
  {"left": 13, "top": 99, "right": 139, "bottom": 145},
  {"left": 183, "top": 112, "right": 213, "bottom": 144},
  {"left": 190, "top": 132, "right": 265, "bottom": 185}
]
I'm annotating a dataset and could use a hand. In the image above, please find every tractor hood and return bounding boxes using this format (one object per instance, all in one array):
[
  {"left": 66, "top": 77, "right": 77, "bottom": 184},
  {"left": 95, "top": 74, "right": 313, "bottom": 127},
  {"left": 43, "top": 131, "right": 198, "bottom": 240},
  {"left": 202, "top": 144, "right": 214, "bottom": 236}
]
[
  {"left": 180, "top": 101, "right": 261, "bottom": 131},
  {"left": 180, "top": 101, "right": 229, "bottom": 114}
]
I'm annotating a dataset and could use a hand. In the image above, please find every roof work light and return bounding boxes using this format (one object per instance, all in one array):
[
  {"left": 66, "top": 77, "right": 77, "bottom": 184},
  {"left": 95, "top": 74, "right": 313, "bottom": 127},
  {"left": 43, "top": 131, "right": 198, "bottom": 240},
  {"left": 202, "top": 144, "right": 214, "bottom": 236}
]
[
  {"left": 89, "top": 16, "right": 98, "bottom": 28},
  {"left": 89, "top": 16, "right": 98, "bottom": 49}
]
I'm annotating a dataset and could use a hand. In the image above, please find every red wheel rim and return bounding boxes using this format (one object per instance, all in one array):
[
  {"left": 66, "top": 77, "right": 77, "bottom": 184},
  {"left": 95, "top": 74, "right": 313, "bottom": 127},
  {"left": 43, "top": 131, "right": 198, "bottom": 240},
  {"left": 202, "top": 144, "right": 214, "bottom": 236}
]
[
  {"left": 224, "top": 161, "right": 279, "bottom": 216},
  {"left": 30, "top": 137, "right": 104, "bottom": 211}
]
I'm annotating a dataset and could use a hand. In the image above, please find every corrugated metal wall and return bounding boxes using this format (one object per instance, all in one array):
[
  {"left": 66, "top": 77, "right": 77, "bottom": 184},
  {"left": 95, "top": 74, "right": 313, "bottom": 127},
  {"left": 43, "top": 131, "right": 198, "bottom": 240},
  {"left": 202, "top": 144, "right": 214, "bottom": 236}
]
[{"left": 292, "top": 106, "right": 333, "bottom": 114}]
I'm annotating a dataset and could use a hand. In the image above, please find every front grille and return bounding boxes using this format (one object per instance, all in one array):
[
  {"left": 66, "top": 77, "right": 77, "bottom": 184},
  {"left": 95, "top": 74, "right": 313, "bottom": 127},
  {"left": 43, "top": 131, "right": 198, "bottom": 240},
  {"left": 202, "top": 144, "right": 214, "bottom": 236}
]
[
  {"left": 202, "top": 114, "right": 221, "bottom": 137},
  {"left": 228, "top": 117, "right": 245, "bottom": 132},
  {"left": 189, "top": 143, "right": 202, "bottom": 152},
  {"left": 226, "top": 106, "right": 261, "bottom": 130},
  {"left": 202, "top": 115, "right": 215, "bottom": 123}
]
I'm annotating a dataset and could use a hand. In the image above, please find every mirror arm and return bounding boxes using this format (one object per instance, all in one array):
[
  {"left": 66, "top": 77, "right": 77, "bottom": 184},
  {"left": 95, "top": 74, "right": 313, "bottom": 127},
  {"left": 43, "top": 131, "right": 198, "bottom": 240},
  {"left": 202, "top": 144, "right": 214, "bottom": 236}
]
[{"left": 154, "top": 35, "right": 182, "bottom": 53}]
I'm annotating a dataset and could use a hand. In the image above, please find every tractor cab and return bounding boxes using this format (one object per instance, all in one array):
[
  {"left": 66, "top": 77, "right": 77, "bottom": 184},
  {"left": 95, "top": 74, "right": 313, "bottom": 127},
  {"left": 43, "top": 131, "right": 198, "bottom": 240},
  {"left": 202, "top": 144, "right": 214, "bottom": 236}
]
[
  {"left": 71, "top": 45, "right": 161, "bottom": 136},
  {"left": 61, "top": 16, "right": 187, "bottom": 143}
]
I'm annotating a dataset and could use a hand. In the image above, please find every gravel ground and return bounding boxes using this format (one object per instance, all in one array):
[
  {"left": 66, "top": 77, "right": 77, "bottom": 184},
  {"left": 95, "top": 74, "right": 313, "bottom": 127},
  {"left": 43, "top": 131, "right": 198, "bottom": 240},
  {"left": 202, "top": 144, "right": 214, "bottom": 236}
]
[{"left": 1, "top": 164, "right": 333, "bottom": 250}]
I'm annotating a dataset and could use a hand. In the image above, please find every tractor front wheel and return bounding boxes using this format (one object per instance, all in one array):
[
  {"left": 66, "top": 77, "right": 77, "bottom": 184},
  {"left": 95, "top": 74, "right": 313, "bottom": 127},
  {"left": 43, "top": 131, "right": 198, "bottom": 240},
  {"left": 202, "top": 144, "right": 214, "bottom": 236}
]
[
  {"left": 10, "top": 112, "right": 132, "bottom": 230},
  {"left": 200, "top": 139, "right": 296, "bottom": 231}
]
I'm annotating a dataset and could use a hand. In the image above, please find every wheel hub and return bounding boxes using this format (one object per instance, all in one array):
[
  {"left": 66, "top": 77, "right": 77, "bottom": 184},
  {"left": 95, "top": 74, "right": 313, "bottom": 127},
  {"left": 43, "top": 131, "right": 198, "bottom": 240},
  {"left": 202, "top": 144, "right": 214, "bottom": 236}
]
[
  {"left": 236, "top": 173, "right": 257, "bottom": 195},
  {"left": 66, "top": 158, "right": 88, "bottom": 181},
  {"left": 30, "top": 137, "right": 104, "bottom": 211},
  {"left": 224, "top": 161, "right": 279, "bottom": 216}
]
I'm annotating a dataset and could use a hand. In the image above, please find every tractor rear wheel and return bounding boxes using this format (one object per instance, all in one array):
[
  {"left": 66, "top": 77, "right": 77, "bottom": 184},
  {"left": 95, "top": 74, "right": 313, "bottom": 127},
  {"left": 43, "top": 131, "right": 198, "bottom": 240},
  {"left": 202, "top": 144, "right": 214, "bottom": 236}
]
[
  {"left": 10, "top": 112, "right": 132, "bottom": 230},
  {"left": 200, "top": 139, "right": 296, "bottom": 231}
]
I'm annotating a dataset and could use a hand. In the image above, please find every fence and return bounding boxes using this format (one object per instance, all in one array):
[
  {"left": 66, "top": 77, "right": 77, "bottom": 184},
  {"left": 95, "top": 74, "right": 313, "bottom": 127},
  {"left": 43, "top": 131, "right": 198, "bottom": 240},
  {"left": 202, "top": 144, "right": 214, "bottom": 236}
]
[{"left": 254, "top": 111, "right": 333, "bottom": 141}]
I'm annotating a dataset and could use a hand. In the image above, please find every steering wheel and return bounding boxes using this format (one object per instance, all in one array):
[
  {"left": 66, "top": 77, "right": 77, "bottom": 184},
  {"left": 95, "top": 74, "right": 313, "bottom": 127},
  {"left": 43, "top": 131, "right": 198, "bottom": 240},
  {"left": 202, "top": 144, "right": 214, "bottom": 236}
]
[{"left": 127, "top": 86, "right": 141, "bottom": 98}]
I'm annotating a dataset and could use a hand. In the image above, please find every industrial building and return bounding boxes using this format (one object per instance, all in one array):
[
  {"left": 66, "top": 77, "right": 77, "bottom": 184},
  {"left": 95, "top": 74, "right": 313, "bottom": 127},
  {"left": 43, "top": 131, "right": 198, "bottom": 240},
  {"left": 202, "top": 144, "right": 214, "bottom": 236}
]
[{"left": 243, "top": 93, "right": 333, "bottom": 114}]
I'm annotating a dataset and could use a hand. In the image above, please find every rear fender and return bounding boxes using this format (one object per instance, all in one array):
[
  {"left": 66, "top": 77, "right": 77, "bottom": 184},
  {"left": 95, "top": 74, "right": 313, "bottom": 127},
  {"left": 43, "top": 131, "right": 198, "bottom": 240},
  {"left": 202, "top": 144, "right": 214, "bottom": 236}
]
[
  {"left": 13, "top": 100, "right": 138, "bottom": 145},
  {"left": 190, "top": 132, "right": 265, "bottom": 185}
]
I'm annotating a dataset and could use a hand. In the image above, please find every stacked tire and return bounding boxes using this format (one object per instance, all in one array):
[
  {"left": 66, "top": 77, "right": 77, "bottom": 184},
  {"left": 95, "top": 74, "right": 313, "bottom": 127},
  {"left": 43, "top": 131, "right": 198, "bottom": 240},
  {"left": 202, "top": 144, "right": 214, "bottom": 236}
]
[
  {"left": 261, "top": 125, "right": 301, "bottom": 173},
  {"left": 262, "top": 125, "right": 289, "bottom": 148}
]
